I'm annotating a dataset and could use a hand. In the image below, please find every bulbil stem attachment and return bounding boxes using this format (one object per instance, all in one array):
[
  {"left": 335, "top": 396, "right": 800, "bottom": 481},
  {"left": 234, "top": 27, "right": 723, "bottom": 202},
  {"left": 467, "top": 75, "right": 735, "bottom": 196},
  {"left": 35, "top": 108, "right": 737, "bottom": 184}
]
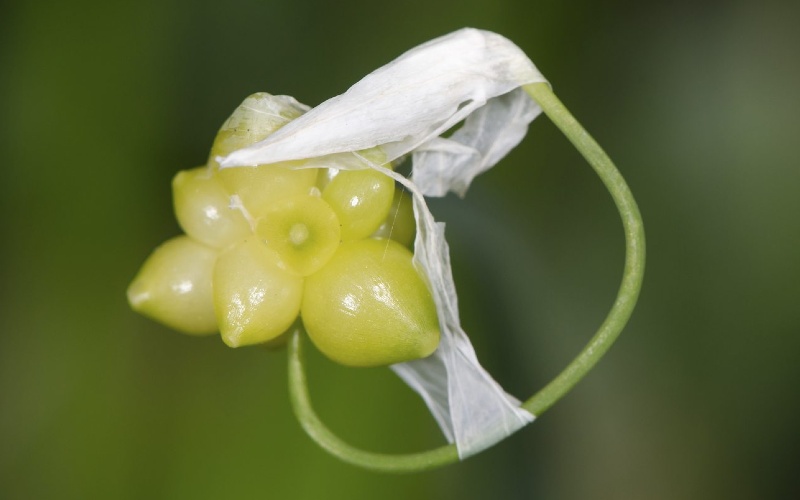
[
  {"left": 287, "top": 82, "right": 646, "bottom": 472},
  {"left": 288, "top": 328, "right": 459, "bottom": 472}
]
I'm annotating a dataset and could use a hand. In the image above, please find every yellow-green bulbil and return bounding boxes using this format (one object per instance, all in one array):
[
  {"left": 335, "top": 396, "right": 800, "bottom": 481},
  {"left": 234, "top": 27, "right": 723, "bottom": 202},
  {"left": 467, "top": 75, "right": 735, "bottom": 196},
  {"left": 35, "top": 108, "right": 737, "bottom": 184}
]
[
  {"left": 302, "top": 238, "right": 440, "bottom": 367},
  {"left": 172, "top": 166, "right": 251, "bottom": 249},
  {"left": 254, "top": 195, "right": 341, "bottom": 276},
  {"left": 322, "top": 168, "right": 394, "bottom": 241},
  {"left": 213, "top": 239, "right": 303, "bottom": 347},
  {"left": 127, "top": 236, "right": 218, "bottom": 335},
  {"left": 371, "top": 186, "right": 416, "bottom": 248}
]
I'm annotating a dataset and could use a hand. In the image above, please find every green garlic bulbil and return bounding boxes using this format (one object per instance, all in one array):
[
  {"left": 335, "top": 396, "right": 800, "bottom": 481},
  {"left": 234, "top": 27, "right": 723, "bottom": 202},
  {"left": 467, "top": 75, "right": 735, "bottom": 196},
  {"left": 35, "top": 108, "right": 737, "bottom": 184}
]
[{"left": 128, "top": 93, "right": 439, "bottom": 367}]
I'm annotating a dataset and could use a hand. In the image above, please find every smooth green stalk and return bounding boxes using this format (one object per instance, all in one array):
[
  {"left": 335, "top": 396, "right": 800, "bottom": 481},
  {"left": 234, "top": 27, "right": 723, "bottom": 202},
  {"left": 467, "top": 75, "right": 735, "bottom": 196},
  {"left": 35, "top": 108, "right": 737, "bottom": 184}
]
[
  {"left": 521, "top": 83, "right": 646, "bottom": 415},
  {"left": 287, "top": 82, "right": 646, "bottom": 472},
  {"left": 288, "top": 329, "right": 459, "bottom": 472}
]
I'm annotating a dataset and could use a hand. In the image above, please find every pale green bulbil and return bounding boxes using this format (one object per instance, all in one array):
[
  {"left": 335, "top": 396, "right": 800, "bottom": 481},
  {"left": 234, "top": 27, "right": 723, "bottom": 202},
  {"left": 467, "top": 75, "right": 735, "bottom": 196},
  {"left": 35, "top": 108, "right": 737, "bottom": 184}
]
[
  {"left": 302, "top": 238, "right": 440, "bottom": 367},
  {"left": 216, "top": 164, "right": 318, "bottom": 219},
  {"left": 371, "top": 186, "right": 416, "bottom": 248},
  {"left": 172, "top": 166, "right": 251, "bottom": 249},
  {"left": 127, "top": 236, "right": 218, "bottom": 335},
  {"left": 208, "top": 92, "right": 317, "bottom": 219},
  {"left": 208, "top": 92, "right": 306, "bottom": 161},
  {"left": 254, "top": 195, "right": 341, "bottom": 276},
  {"left": 322, "top": 168, "right": 394, "bottom": 241},
  {"left": 213, "top": 238, "right": 303, "bottom": 347}
]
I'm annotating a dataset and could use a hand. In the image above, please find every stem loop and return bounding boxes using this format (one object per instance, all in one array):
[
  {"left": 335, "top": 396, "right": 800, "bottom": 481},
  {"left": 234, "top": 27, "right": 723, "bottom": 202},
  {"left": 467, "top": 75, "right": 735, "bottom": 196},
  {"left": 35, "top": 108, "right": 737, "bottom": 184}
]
[{"left": 287, "top": 82, "right": 646, "bottom": 472}]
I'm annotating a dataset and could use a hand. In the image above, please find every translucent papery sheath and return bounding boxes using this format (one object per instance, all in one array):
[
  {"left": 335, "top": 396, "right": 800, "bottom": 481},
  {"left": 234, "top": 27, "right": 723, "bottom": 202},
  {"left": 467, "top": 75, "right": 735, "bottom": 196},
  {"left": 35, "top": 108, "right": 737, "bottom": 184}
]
[{"left": 220, "top": 28, "right": 548, "bottom": 458}]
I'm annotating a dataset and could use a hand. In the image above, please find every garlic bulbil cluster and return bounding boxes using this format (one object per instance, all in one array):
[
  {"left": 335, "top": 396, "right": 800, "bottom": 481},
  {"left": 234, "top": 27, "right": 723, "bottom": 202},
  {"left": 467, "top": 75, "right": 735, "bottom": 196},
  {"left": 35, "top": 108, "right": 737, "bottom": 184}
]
[{"left": 128, "top": 93, "right": 438, "bottom": 367}]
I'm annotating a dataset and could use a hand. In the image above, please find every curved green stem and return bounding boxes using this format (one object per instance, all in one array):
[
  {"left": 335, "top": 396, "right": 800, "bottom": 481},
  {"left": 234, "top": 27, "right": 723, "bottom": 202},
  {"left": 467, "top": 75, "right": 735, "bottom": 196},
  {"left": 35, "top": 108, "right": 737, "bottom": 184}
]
[
  {"left": 521, "top": 83, "right": 646, "bottom": 415},
  {"left": 288, "top": 328, "right": 460, "bottom": 472},
  {"left": 287, "top": 82, "right": 646, "bottom": 472}
]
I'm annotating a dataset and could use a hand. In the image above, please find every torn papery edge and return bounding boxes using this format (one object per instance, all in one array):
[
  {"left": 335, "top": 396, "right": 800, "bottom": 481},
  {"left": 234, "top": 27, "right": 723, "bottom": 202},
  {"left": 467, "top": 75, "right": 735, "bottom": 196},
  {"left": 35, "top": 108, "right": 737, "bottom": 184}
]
[{"left": 219, "top": 28, "right": 547, "bottom": 459}]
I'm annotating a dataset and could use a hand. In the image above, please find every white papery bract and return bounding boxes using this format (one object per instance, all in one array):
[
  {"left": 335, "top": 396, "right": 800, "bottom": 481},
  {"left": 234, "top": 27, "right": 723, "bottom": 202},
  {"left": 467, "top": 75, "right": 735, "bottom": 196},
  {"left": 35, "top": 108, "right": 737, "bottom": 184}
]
[{"left": 220, "top": 28, "right": 548, "bottom": 458}]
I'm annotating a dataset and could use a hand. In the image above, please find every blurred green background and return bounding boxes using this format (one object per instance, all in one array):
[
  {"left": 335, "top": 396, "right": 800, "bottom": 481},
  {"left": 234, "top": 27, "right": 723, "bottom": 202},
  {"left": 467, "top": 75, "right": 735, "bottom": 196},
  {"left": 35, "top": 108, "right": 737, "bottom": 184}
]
[{"left": 2, "top": 0, "right": 799, "bottom": 498}]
